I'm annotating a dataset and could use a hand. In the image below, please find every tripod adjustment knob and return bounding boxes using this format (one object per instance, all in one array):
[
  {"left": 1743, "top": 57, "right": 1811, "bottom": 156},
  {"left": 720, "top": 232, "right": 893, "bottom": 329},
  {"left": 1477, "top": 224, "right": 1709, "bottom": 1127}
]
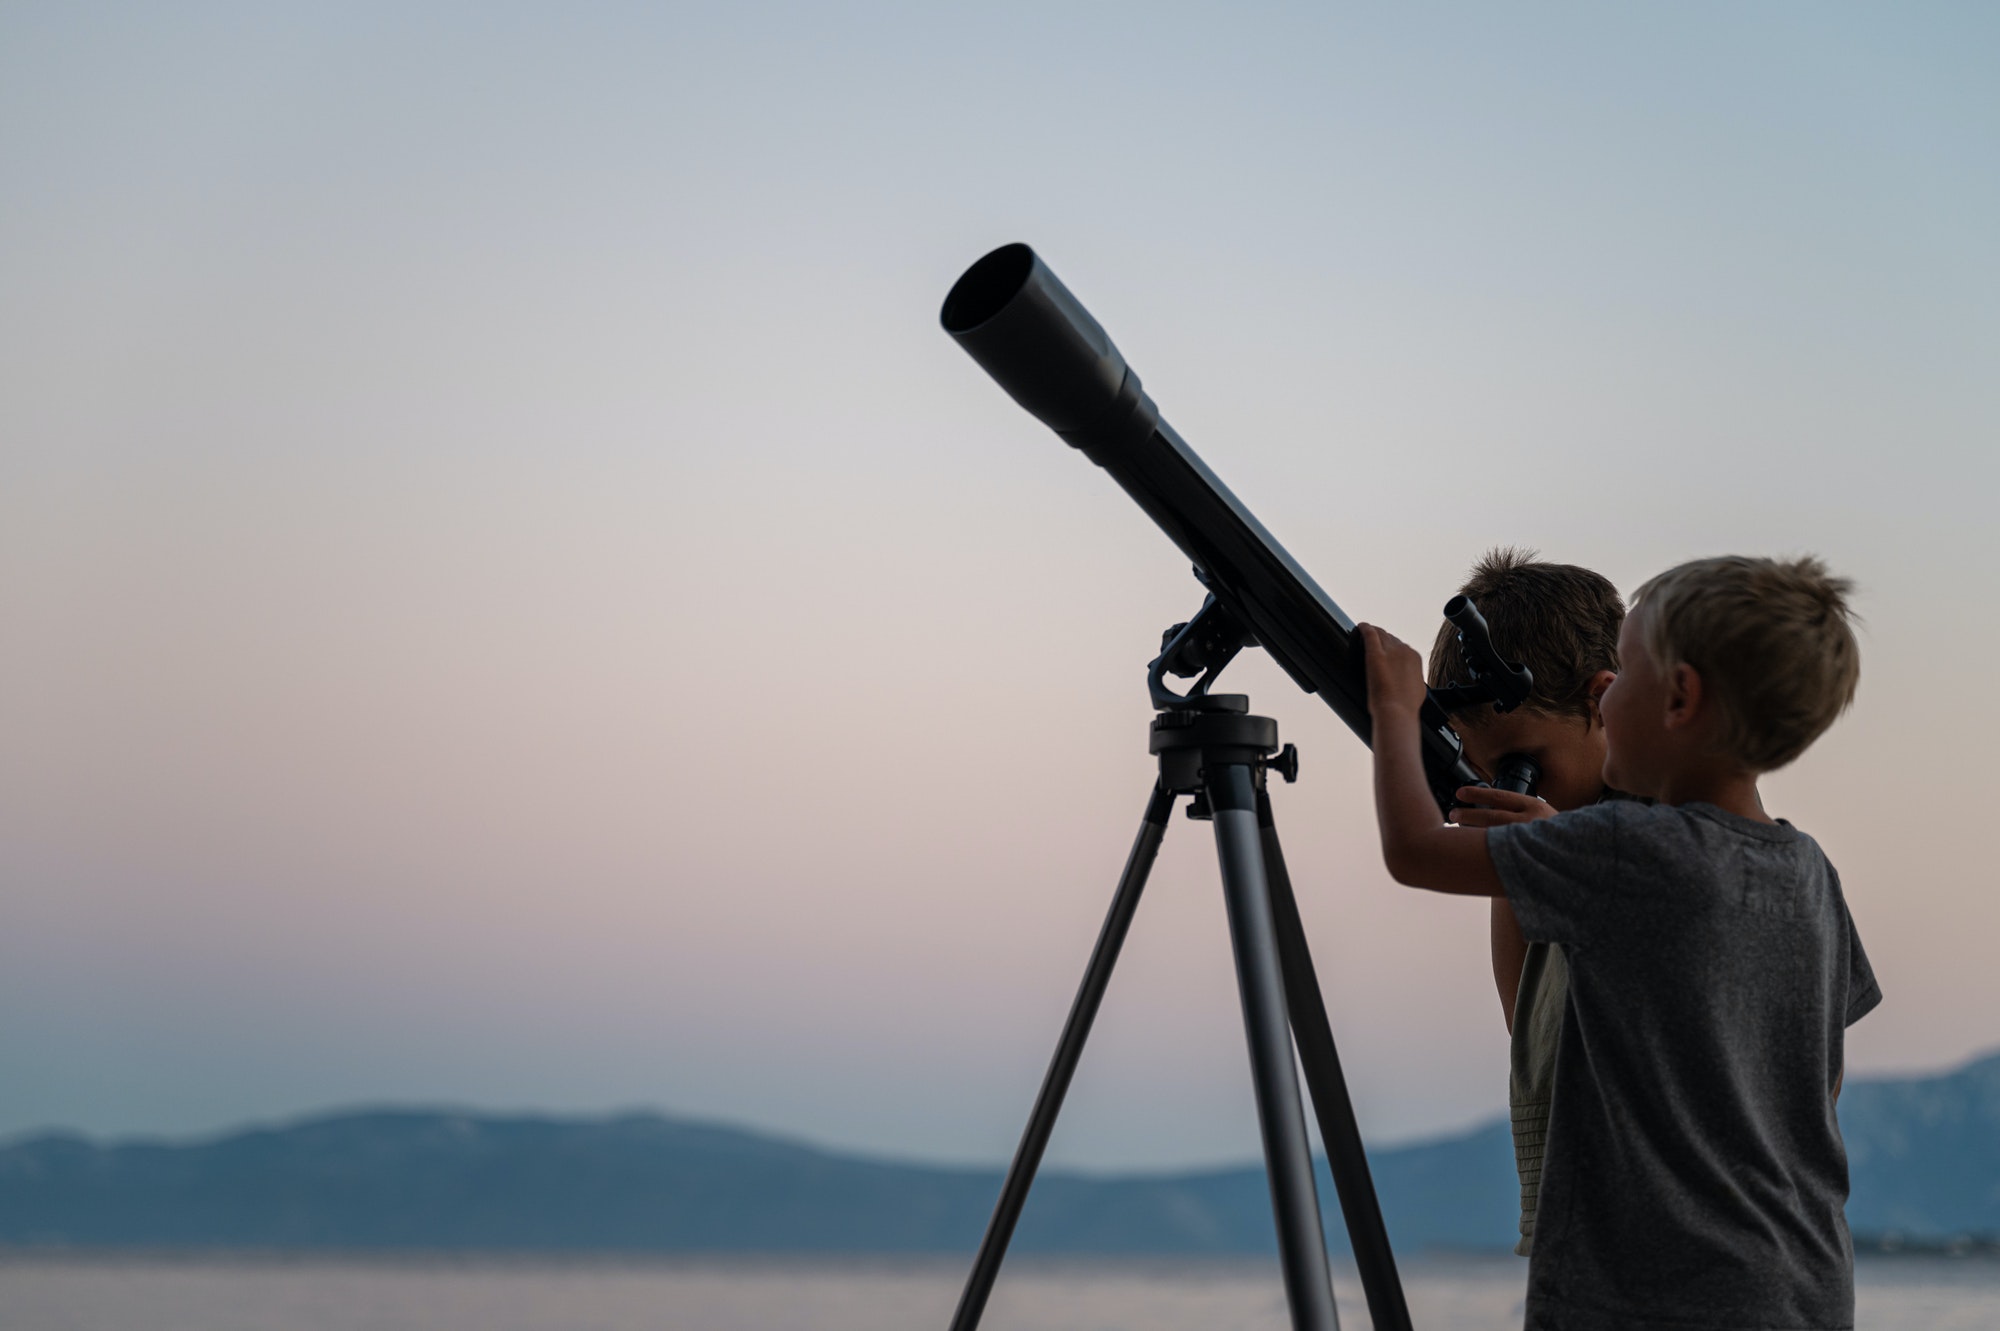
[{"left": 1266, "top": 744, "right": 1299, "bottom": 784}]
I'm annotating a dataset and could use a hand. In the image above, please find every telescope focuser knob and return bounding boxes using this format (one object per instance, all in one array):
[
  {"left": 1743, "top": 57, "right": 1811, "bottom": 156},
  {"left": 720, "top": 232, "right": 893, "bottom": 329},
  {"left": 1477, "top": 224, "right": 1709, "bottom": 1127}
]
[{"left": 1266, "top": 744, "right": 1299, "bottom": 784}]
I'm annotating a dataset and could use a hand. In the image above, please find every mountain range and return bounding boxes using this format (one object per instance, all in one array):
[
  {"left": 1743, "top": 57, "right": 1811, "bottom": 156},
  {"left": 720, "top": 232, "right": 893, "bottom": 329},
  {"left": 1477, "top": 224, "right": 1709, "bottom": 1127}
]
[{"left": 2, "top": 1051, "right": 1994, "bottom": 1253}]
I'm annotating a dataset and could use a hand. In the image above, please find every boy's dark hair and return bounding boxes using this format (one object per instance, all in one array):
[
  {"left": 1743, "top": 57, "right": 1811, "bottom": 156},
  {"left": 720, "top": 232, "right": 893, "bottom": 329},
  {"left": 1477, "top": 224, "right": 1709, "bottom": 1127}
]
[{"left": 1427, "top": 548, "right": 1623, "bottom": 724}]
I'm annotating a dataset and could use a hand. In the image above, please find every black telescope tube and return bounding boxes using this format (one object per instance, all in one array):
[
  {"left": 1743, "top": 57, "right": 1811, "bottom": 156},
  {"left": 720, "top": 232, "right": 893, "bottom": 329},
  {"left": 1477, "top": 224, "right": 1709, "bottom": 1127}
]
[{"left": 944, "top": 243, "right": 1479, "bottom": 811}]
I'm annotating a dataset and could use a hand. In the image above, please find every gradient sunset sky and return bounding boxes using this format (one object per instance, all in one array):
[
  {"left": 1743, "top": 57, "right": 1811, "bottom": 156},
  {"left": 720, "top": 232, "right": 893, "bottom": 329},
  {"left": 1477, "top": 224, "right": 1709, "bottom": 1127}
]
[{"left": 3, "top": 2, "right": 1995, "bottom": 1170}]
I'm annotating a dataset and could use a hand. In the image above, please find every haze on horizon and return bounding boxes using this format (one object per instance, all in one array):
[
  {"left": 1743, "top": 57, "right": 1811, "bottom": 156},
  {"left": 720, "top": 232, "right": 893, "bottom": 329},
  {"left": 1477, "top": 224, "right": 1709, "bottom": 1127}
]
[{"left": 3, "top": 2, "right": 1996, "bottom": 1171}]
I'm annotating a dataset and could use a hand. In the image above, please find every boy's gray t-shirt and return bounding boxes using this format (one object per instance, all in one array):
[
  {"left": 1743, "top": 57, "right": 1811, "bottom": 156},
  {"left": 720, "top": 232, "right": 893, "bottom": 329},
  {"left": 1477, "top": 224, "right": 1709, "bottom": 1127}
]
[{"left": 1489, "top": 801, "right": 1880, "bottom": 1331}]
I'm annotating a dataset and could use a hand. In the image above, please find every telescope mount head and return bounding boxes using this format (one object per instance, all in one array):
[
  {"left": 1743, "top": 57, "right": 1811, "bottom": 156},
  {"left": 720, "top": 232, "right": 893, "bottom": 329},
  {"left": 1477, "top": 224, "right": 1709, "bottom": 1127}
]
[{"left": 1149, "top": 592, "right": 1254, "bottom": 712}]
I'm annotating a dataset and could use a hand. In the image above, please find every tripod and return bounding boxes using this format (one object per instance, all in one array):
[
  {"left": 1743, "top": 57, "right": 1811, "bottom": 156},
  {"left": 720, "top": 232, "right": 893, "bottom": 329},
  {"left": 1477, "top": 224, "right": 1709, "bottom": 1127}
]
[{"left": 946, "top": 615, "right": 1415, "bottom": 1331}]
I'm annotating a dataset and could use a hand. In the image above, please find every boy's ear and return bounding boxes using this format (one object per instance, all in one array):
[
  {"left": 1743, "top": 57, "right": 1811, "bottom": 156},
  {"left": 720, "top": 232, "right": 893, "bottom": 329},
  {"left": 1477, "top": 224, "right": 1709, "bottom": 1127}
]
[
  {"left": 1663, "top": 662, "right": 1703, "bottom": 731},
  {"left": 1582, "top": 669, "right": 1616, "bottom": 726}
]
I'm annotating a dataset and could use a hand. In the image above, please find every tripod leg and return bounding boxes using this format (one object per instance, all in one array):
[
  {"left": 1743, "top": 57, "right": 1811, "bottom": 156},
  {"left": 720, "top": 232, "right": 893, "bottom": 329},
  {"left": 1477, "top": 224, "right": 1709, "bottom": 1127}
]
[
  {"left": 1259, "top": 788, "right": 1415, "bottom": 1331},
  {"left": 1208, "top": 763, "right": 1340, "bottom": 1331},
  {"left": 946, "top": 781, "right": 1177, "bottom": 1331}
]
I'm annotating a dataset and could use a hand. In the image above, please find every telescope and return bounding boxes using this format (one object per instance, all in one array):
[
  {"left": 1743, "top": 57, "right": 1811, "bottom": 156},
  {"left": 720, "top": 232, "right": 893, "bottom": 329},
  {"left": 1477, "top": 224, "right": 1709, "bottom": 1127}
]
[
  {"left": 942, "top": 242, "right": 1486, "bottom": 811},
  {"left": 940, "top": 243, "right": 1554, "bottom": 1331}
]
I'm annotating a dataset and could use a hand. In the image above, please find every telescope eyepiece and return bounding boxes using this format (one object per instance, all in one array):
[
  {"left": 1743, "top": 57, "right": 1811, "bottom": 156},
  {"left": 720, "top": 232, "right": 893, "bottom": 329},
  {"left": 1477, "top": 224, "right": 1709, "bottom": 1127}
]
[{"left": 1493, "top": 753, "right": 1542, "bottom": 797}]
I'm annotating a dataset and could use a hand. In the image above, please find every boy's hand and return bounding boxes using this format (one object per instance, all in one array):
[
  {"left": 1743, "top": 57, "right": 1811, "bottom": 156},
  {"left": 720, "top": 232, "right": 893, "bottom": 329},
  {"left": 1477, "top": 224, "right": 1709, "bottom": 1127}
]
[
  {"left": 1361, "top": 621, "right": 1508, "bottom": 899},
  {"left": 1359, "top": 624, "right": 1429, "bottom": 718},
  {"left": 1449, "top": 786, "right": 1556, "bottom": 828}
]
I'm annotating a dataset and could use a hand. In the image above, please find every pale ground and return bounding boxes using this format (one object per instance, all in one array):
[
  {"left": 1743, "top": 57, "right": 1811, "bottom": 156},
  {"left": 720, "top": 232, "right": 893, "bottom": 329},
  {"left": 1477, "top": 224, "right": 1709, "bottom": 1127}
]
[{"left": 0, "top": 1255, "right": 1994, "bottom": 1331}]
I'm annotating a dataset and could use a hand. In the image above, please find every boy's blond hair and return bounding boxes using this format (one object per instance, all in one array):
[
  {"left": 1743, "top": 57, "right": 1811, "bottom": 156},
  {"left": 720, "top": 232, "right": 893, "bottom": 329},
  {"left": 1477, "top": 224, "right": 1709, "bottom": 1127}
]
[{"left": 1630, "top": 555, "right": 1860, "bottom": 772}]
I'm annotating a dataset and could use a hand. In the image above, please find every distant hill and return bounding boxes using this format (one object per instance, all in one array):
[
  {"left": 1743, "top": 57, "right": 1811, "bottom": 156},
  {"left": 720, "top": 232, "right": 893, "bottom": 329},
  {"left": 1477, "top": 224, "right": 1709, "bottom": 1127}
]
[
  {"left": 1841, "top": 1049, "right": 2000, "bottom": 1241},
  {"left": 1, "top": 1052, "right": 1993, "bottom": 1254}
]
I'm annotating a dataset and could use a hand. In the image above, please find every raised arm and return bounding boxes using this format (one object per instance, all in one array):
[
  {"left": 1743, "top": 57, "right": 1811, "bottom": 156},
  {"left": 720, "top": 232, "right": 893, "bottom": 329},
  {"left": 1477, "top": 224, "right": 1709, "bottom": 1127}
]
[
  {"left": 1359, "top": 624, "right": 1507, "bottom": 898},
  {"left": 1491, "top": 899, "right": 1529, "bottom": 1033}
]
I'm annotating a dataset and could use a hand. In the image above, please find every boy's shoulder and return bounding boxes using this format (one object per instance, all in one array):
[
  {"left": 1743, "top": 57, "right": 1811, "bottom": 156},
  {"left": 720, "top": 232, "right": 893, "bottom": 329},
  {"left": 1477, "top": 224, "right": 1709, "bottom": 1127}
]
[
  {"left": 1533, "top": 798, "right": 1815, "bottom": 861},
  {"left": 1492, "top": 800, "right": 1838, "bottom": 938},
  {"left": 1494, "top": 796, "right": 1664, "bottom": 866}
]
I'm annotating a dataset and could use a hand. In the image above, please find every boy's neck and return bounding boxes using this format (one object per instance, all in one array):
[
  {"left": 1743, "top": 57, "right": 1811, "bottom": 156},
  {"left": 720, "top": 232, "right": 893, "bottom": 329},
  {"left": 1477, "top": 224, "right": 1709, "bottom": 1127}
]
[{"left": 1653, "top": 765, "right": 1773, "bottom": 823}]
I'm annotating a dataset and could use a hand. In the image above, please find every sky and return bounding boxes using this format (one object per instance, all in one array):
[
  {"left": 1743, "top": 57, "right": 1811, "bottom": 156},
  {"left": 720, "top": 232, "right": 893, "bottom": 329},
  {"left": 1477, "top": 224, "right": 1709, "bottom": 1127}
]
[{"left": 2, "top": 2, "right": 1996, "bottom": 1172}]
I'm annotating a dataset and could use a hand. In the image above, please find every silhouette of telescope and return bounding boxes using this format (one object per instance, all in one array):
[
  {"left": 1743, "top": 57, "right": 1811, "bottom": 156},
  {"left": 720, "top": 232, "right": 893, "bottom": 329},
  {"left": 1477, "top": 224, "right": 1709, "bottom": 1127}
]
[{"left": 941, "top": 242, "right": 1479, "bottom": 809}]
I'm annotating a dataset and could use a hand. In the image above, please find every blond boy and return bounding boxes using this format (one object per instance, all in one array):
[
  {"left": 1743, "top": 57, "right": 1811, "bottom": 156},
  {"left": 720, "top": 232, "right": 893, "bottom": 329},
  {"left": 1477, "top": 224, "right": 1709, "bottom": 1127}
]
[{"left": 1362, "top": 556, "right": 1879, "bottom": 1331}]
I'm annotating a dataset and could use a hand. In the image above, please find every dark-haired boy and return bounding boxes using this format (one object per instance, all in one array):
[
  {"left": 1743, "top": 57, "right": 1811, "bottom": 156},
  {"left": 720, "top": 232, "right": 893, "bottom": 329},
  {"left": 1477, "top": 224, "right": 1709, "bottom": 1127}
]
[
  {"left": 1362, "top": 555, "right": 1878, "bottom": 1331},
  {"left": 1425, "top": 549, "right": 1623, "bottom": 1255}
]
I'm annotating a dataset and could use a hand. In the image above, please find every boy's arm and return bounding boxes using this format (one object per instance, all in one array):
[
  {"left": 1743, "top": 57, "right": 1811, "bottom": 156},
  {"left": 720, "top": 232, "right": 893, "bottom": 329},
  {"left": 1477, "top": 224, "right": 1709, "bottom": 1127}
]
[
  {"left": 1471, "top": 794, "right": 1553, "bottom": 1030},
  {"left": 1491, "top": 899, "right": 1528, "bottom": 1033},
  {"left": 1359, "top": 625, "right": 1505, "bottom": 898}
]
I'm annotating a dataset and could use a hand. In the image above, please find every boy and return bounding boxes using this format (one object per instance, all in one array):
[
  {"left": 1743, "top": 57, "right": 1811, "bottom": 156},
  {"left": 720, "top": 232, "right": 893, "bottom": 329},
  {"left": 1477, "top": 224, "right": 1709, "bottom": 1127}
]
[
  {"left": 1361, "top": 555, "right": 1878, "bottom": 1330},
  {"left": 1424, "top": 550, "right": 1622, "bottom": 1257}
]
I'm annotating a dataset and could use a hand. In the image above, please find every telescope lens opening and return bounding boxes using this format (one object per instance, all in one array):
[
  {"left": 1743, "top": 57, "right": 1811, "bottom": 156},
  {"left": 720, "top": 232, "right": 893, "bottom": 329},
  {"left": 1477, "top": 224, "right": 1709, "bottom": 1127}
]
[{"left": 941, "top": 243, "right": 1035, "bottom": 334}]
